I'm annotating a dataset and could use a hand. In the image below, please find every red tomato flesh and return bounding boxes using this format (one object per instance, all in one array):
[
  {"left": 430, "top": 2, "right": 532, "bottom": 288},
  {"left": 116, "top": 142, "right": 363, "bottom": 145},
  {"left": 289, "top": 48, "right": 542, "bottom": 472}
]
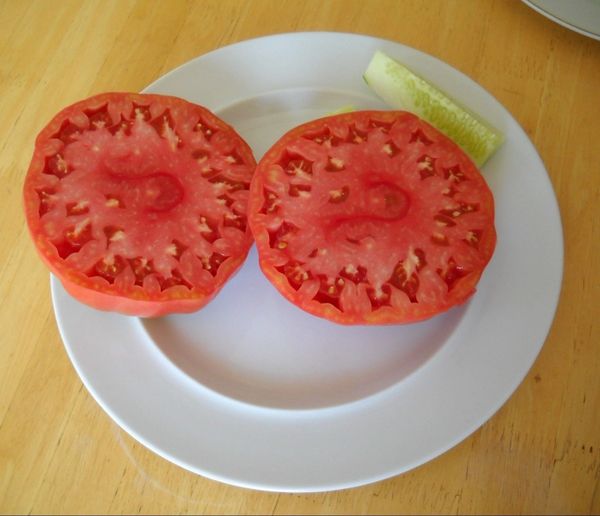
[
  {"left": 248, "top": 111, "right": 496, "bottom": 325},
  {"left": 24, "top": 92, "right": 256, "bottom": 317}
]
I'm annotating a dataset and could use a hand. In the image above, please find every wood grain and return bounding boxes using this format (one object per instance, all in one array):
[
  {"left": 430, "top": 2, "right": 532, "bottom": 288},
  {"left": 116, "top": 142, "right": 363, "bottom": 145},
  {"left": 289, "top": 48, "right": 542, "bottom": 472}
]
[{"left": 1, "top": 0, "right": 599, "bottom": 513}]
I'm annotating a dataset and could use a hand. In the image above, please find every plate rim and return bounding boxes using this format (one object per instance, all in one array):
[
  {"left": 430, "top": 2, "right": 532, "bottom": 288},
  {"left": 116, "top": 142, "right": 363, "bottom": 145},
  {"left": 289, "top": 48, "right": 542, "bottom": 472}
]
[
  {"left": 523, "top": 0, "right": 600, "bottom": 41},
  {"left": 51, "top": 31, "right": 564, "bottom": 492}
]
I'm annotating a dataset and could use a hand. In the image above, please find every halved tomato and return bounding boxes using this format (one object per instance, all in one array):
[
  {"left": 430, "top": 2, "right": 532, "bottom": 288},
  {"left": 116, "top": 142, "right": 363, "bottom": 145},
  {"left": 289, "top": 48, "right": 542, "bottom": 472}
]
[
  {"left": 23, "top": 92, "right": 256, "bottom": 317},
  {"left": 248, "top": 111, "right": 496, "bottom": 325}
]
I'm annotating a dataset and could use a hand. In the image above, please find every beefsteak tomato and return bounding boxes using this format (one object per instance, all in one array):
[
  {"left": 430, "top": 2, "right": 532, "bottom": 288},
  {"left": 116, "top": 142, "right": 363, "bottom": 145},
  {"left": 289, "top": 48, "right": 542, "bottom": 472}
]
[
  {"left": 23, "top": 92, "right": 256, "bottom": 317},
  {"left": 248, "top": 111, "right": 496, "bottom": 325}
]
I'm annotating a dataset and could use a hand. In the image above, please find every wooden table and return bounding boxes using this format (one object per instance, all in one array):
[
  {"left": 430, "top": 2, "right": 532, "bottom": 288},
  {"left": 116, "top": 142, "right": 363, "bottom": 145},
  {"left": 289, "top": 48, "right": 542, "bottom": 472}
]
[{"left": 1, "top": 1, "right": 599, "bottom": 513}]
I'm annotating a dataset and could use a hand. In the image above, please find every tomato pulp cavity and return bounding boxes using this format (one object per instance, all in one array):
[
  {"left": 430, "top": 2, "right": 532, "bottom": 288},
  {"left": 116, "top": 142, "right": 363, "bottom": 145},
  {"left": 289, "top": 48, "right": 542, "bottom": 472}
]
[
  {"left": 248, "top": 111, "right": 496, "bottom": 325},
  {"left": 23, "top": 93, "right": 256, "bottom": 316}
]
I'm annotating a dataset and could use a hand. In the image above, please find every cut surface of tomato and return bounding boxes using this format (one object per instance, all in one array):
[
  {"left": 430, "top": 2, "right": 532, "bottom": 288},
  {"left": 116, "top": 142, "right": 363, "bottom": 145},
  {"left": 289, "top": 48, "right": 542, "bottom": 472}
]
[
  {"left": 248, "top": 111, "right": 496, "bottom": 325},
  {"left": 24, "top": 92, "right": 256, "bottom": 317}
]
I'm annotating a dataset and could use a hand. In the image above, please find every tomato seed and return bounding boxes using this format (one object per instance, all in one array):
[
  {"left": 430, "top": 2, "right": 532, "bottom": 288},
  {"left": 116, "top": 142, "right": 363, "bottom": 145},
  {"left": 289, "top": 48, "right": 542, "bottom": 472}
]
[
  {"left": 389, "top": 265, "right": 420, "bottom": 303},
  {"left": 194, "top": 118, "right": 218, "bottom": 140},
  {"left": 44, "top": 153, "right": 70, "bottom": 179},
  {"left": 261, "top": 190, "right": 280, "bottom": 214},
  {"left": 442, "top": 185, "right": 458, "bottom": 197},
  {"left": 382, "top": 141, "right": 400, "bottom": 157},
  {"left": 104, "top": 195, "right": 124, "bottom": 208},
  {"left": 313, "top": 275, "right": 344, "bottom": 309},
  {"left": 208, "top": 174, "right": 249, "bottom": 193},
  {"left": 431, "top": 232, "right": 449, "bottom": 246},
  {"left": 276, "top": 260, "right": 311, "bottom": 290},
  {"left": 414, "top": 248, "right": 427, "bottom": 271},
  {"left": 93, "top": 255, "right": 127, "bottom": 283},
  {"left": 346, "top": 124, "right": 367, "bottom": 144},
  {"left": 150, "top": 111, "right": 182, "bottom": 149},
  {"left": 304, "top": 127, "right": 343, "bottom": 147},
  {"left": 191, "top": 149, "right": 210, "bottom": 163},
  {"left": 165, "top": 239, "right": 187, "bottom": 259},
  {"left": 464, "top": 229, "right": 482, "bottom": 249},
  {"left": 108, "top": 120, "right": 132, "bottom": 137},
  {"left": 66, "top": 201, "right": 90, "bottom": 216},
  {"left": 434, "top": 213, "right": 456, "bottom": 227},
  {"left": 288, "top": 183, "right": 312, "bottom": 198},
  {"left": 61, "top": 221, "right": 91, "bottom": 251},
  {"left": 224, "top": 150, "right": 244, "bottom": 165},
  {"left": 200, "top": 252, "right": 227, "bottom": 277},
  {"left": 368, "top": 119, "right": 393, "bottom": 133},
  {"left": 366, "top": 284, "right": 392, "bottom": 309},
  {"left": 129, "top": 257, "right": 154, "bottom": 286},
  {"left": 150, "top": 111, "right": 173, "bottom": 136},
  {"left": 328, "top": 186, "right": 349, "bottom": 204},
  {"left": 216, "top": 195, "right": 234, "bottom": 208},
  {"left": 86, "top": 106, "right": 112, "bottom": 129},
  {"left": 437, "top": 257, "right": 469, "bottom": 291},
  {"left": 443, "top": 165, "right": 467, "bottom": 183},
  {"left": 325, "top": 156, "right": 345, "bottom": 172},
  {"left": 55, "top": 120, "right": 81, "bottom": 144},
  {"left": 269, "top": 221, "right": 298, "bottom": 249},
  {"left": 197, "top": 216, "right": 219, "bottom": 243},
  {"left": 417, "top": 155, "right": 436, "bottom": 179},
  {"left": 103, "top": 226, "right": 125, "bottom": 245},
  {"left": 402, "top": 278, "right": 419, "bottom": 303},
  {"left": 36, "top": 188, "right": 56, "bottom": 217},
  {"left": 340, "top": 264, "right": 367, "bottom": 284},
  {"left": 223, "top": 212, "right": 247, "bottom": 232},
  {"left": 439, "top": 201, "right": 479, "bottom": 219},
  {"left": 131, "top": 104, "right": 152, "bottom": 122},
  {"left": 65, "top": 218, "right": 92, "bottom": 243},
  {"left": 199, "top": 166, "right": 218, "bottom": 179},
  {"left": 280, "top": 153, "right": 313, "bottom": 177}
]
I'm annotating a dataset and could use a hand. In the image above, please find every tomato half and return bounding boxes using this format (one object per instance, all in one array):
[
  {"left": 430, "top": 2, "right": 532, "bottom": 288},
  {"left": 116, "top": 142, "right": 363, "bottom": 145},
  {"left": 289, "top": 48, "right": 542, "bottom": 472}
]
[
  {"left": 248, "top": 111, "right": 496, "bottom": 325},
  {"left": 24, "top": 92, "right": 256, "bottom": 317}
]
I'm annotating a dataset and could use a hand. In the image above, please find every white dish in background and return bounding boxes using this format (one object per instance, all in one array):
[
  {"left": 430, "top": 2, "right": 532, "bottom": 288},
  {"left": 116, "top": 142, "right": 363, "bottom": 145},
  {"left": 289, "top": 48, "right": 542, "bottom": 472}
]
[
  {"left": 523, "top": 0, "right": 600, "bottom": 40},
  {"left": 51, "top": 32, "right": 563, "bottom": 492}
]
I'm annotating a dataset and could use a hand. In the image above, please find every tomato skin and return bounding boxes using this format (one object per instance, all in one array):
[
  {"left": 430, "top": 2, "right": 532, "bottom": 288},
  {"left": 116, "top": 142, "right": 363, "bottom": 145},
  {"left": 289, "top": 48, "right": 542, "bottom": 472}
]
[
  {"left": 248, "top": 111, "right": 496, "bottom": 325},
  {"left": 56, "top": 257, "right": 246, "bottom": 317},
  {"left": 24, "top": 92, "right": 256, "bottom": 317},
  {"left": 257, "top": 259, "right": 482, "bottom": 325}
]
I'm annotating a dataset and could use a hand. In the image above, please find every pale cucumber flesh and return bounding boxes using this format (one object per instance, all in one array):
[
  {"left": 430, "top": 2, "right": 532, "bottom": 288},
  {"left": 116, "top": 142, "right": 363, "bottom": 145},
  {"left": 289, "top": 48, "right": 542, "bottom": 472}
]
[{"left": 364, "top": 50, "right": 503, "bottom": 166}]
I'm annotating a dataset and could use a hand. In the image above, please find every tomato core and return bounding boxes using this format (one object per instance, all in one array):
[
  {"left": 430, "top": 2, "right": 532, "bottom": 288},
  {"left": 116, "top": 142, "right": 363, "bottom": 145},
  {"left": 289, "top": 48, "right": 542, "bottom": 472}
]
[
  {"left": 141, "top": 173, "right": 184, "bottom": 212},
  {"left": 364, "top": 181, "right": 409, "bottom": 220}
]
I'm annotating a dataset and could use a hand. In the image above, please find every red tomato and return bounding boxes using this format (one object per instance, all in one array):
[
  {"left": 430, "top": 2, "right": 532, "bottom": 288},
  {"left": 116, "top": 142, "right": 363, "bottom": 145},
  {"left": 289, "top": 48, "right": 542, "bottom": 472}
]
[
  {"left": 23, "top": 92, "right": 256, "bottom": 317},
  {"left": 248, "top": 111, "right": 496, "bottom": 325}
]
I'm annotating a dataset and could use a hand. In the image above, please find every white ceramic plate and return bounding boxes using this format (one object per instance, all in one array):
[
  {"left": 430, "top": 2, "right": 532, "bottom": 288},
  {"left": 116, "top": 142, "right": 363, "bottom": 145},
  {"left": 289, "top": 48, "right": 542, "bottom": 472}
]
[
  {"left": 51, "top": 32, "right": 563, "bottom": 492},
  {"left": 523, "top": 0, "right": 600, "bottom": 40}
]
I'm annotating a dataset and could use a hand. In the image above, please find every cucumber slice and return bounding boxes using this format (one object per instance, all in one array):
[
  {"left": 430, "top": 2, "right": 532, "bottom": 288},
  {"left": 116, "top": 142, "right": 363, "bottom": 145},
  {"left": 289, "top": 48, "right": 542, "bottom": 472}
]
[{"left": 364, "top": 50, "right": 504, "bottom": 166}]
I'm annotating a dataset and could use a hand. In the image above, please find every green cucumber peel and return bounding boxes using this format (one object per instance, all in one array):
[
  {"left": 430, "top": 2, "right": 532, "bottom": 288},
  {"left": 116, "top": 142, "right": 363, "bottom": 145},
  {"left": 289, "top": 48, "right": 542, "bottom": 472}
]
[{"left": 364, "top": 50, "right": 504, "bottom": 166}]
